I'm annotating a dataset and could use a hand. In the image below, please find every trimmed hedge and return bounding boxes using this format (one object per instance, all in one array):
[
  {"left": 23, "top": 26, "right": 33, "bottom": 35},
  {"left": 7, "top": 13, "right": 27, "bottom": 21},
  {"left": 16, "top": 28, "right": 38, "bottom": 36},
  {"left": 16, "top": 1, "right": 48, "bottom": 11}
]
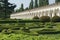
[
  {"left": 40, "top": 16, "right": 50, "bottom": 22},
  {"left": 0, "top": 15, "right": 60, "bottom": 23},
  {"left": 0, "top": 20, "right": 41, "bottom": 23},
  {"left": 33, "top": 16, "right": 39, "bottom": 19},
  {"left": 52, "top": 16, "right": 60, "bottom": 22}
]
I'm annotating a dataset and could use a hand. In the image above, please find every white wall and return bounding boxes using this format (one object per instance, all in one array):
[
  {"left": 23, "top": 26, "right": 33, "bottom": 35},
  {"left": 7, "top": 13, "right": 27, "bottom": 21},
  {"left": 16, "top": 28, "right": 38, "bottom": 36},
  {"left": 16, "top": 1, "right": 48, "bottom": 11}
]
[{"left": 10, "top": 3, "right": 60, "bottom": 19}]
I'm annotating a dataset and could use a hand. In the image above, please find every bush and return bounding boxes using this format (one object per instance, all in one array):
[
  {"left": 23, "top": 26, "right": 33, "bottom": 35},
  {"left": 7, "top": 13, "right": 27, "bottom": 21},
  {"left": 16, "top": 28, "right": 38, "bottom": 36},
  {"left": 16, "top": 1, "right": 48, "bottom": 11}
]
[
  {"left": 2, "top": 29, "right": 12, "bottom": 34},
  {"left": 40, "top": 28, "right": 55, "bottom": 31},
  {"left": 33, "top": 16, "right": 39, "bottom": 19},
  {"left": 37, "top": 28, "right": 57, "bottom": 34},
  {"left": 52, "top": 16, "right": 60, "bottom": 22},
  {"left": 40, "top": 16, "right": 50, "bottom": 22}
]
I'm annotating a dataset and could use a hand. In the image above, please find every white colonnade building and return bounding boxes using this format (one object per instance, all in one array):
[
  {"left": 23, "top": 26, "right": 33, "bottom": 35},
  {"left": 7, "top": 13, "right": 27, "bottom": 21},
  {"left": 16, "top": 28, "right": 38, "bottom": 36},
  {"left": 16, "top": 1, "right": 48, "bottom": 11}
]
[{"left": 10, "top": 3, "right": 60, "bottom": 19}]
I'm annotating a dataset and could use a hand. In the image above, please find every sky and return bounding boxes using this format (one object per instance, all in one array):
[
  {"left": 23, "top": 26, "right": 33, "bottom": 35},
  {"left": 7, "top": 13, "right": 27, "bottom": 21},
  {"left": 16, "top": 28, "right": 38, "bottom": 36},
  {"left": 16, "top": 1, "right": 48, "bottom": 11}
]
[{"left": 8, "top": 0, "right": 55, "bottom": 9}]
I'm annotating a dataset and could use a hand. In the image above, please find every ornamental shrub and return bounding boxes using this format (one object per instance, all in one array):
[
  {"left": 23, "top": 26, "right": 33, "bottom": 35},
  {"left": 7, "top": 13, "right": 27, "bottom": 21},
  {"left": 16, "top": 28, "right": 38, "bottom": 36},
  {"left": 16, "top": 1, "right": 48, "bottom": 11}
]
[
  {"left": 40, "top": 16, "right": 50, "bottom": 22},
  {"left": 52, "top": 16, "right": 60, "bottom": 22},
  {"left": 33, "top": 16, "right": 39, "bottom": 19}
]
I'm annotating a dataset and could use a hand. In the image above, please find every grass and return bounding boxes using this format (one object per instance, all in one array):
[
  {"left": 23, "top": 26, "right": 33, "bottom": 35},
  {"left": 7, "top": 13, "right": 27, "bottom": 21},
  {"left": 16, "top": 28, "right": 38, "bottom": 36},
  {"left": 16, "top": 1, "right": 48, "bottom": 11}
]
[{"left": 0, "top": 33, "right": 60, "bottom": 40}]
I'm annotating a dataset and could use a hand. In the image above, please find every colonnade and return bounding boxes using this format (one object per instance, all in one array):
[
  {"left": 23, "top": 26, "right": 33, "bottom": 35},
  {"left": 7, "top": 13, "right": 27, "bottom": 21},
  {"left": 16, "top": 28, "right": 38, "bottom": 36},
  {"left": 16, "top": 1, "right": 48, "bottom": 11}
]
[{"left": 10, "top": 8, "right": 60, "bottom": 19}]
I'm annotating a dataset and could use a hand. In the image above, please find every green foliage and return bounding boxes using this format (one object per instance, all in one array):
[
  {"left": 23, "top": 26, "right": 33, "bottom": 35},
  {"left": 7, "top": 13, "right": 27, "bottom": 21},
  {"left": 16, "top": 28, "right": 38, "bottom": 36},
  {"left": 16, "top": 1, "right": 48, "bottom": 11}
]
[
  {"left": 20, "top": 3, "right": 24, "bottom": 11},
  {"left": 39, "top": 0, "right": 43, "bottom": 6},
  {"left": 25, "top": 7, "right": 29, "bottom": 10},
  {"left": 55, "top": 0, "right": 60, "bottom": 3},
  {"left": 33, "top": 16, "right": 39, "bottom": 19},
  {"left": 40, "top": 28, "right": 56, "bottom": 32},
  {"left": 35, "top": 0, "right": 38, "bottom": 8},
  {"left": 2, "top": 29, "right": 12, "bottom": 34},
  {"left": 0, "top": 0, "right": 16, "bottom": 18},
  {"left": 0, "top": 33, "right": 60, "bottom": 40},
  {"left": 40, "top": 16, "right": 50, "bottom": 22},
  {"left": 52, "top": 16, "right": 60, "bottom": 22},
  {"left": 16, "top": 3, "right": 24, "bottom": 12},
  {"left": 29, "top": 0, "right": 34, "bottom": 9},
  {"left": 39, "top": 0, "right": 49, "bottom": 7},
  {"left": 0, "top": 19, "right": 60, "bottom": 35},
  {"left": 25, "top": 23, "right": 41, "bottom": 28}
]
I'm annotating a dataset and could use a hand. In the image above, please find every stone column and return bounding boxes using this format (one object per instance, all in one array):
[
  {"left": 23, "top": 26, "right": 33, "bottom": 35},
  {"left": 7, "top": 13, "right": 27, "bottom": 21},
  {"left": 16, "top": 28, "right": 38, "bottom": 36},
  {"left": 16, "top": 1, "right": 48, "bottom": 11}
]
[
  {"left": 34, "top": 12, "right": 38, "bottom": 16},
  {"left": 45, "top": 11, "right": 48, "bottom": 16},
  {"left": 39, "top": 12, "right": 41, "bottom": 17},
  {"left": 39, "top": 12, "right": 42, "bottom": 17},
  {"left": 42, "top": 11, "right": 44, "bottom": 16},
  {"left": 54, "top": 9, "right": 57, "bottom": 16},
  {"left": 33, "top": 13, "right": 35, "bottom": 16},
  {"left": 58, "top": 10, "right": 60, "bottom": 16},
  {"left": 37, "top": 12, "right": 40, "bottom": 17},
  {"left": 57, "top": 8, "right": 59, "bottom": 16},
  {"left": 49, "top": 10, "right": 53, "bottom": 18}
]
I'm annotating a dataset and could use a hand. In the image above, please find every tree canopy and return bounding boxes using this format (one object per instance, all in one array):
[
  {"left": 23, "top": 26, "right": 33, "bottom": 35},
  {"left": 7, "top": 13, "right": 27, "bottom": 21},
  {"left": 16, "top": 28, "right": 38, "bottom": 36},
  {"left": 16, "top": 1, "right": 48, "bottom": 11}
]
[
  {"left": 0, "top": 0, "right": 16, "bottom": 18},
  {"left": 29, "top": 0, "right": 34, "bottom": 9},
  {"left": 55, "top": 0, "right": 60, "bottom": 3},
  {"left": 39, "top": 0, "right": 49, "bottom": 7},
  {"left": 35, "top": 0, "right": 38, "bottom": 8},
  {"left": 16, "top": 0, "right": 49, "bottom": 13}
]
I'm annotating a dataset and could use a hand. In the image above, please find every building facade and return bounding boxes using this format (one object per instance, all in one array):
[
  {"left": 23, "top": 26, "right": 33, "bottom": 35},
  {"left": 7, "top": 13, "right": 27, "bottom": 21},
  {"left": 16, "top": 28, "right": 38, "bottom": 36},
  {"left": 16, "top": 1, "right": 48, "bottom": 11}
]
[{"left": 10, "top": 3, "right": 60, "bottom": 19}]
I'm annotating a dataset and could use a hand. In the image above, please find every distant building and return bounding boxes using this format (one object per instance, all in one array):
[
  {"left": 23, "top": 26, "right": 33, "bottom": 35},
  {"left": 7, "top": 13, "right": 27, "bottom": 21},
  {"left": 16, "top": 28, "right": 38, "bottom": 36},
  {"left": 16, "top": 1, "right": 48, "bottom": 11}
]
[{"left": 10, "top": 3, "right": 60, "bottom": 19}]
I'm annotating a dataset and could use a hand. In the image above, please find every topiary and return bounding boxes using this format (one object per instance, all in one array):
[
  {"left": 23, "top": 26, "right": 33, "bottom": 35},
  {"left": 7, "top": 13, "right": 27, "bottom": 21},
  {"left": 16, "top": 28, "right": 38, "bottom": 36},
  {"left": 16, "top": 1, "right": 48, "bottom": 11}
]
[
  {"left": 40, "top": 16, "right": 50, "bottom": 22},
  {"left": 52, "top": 16, "right": 60, "bottom": 22},
  {"left": 33, "top": 16, "right": 39, "bottom": 20}
]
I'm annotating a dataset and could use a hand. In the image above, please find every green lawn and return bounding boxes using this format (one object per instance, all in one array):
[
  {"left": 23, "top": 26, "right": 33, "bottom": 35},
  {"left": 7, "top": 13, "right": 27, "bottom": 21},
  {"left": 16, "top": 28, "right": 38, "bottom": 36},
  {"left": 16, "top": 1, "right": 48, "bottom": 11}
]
[{"left": 0, "top": 33, "right": 60, "bottom": 40}]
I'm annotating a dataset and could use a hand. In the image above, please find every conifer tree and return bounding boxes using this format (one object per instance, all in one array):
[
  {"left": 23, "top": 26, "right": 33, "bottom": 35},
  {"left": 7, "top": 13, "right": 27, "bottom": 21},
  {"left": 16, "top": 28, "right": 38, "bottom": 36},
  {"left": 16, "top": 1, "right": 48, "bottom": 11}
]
[
  {"left": 20, "top": 3, "right": 24, "bottom": 11},
  {"left": 35, "top": 0, "right": 38, "bottom": 8},
  {"left": 0, "top": 0, "right": 16, "bottom": 18},
  {"left": 39, "top": 0, "right": 49, "bottom": 7},
  {"left": 55, "top": 0, "right": 60, "bottom": 3},
  {"left": 29, "top": 0, "right": 34, "bottom": 9}
]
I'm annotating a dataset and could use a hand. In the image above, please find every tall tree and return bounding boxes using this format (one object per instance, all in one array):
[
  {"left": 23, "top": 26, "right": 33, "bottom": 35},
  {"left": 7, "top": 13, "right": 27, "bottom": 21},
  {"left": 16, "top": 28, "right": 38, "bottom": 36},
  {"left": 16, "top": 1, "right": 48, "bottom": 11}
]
[
  {"left": 29, "top": 2, "right": 31, "bottom": 9},
  {"left": 0, "top": 0, "right": 16, "bottom": 18},
  {"left": 39, "top": 0, "right": 43, "bottom": 7},
  {"left": 31, "top": 0, "right": 34, "bottom": 9},
  {"left": 29, "top": 0, "right": 34, "bottom": 9},
  {"left": 25, "top": 7, "right": 29, "bottom": 10},
  {"left": 20, "top": 3, "right": 24, "bottom": 11},
  {"left": 35, "top": 0, "right": 38, "bottom": 8},
  {"left": 43, "top": 0, "right": 49, "bottom": 5},
  {"left": 39, "top": 0, "right": 49, "bottom": 7},
  {"left": 55, "top": 0, "right": 60, "bottom": 3},
  {"left": 16, "top": 3, "right": 24, "bottom": 12}
]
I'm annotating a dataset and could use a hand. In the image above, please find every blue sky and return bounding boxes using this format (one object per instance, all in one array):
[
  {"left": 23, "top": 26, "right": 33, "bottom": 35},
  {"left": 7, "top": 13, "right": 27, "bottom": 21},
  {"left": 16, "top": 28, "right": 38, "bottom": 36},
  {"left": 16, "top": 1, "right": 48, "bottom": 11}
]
[{"left": 8, "top": 0, "right": 55, "bottom": 9}]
